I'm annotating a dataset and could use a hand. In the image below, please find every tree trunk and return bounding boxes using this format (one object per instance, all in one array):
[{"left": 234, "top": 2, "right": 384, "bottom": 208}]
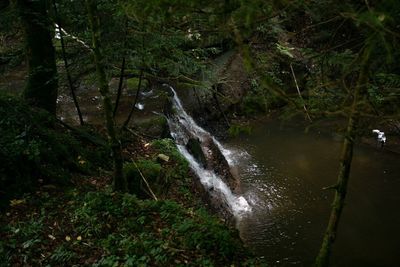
[
  {"left": 16, "top": 0, "right": 58, "bottom": 114},
  {"left": 113, "top": 56, "right": 126, "bottom": 117},
  {"left": 52, "top": 0, "right": 84, "bottom": 125},
  {"left": 85, "top": 0, "right": 127, "bottom": 192},
  {"left": 314, "top": 50, "right": 370, "bottom": 267}
]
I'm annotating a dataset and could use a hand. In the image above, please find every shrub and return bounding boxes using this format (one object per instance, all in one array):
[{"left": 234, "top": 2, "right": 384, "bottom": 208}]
[{"left": 0, "top": 93, "right": 109, "bottom": 208}]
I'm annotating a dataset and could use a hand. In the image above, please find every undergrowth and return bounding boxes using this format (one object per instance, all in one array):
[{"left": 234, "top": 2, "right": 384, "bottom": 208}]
[
  {"left": 0, "top": 99, "right": 265, "bottom": 266},
  {"left": 0, "top": 93, "right": 110, "bottom": 208},
  {"left": 0, "top": 189, "right": 263, "bottom": 266}
]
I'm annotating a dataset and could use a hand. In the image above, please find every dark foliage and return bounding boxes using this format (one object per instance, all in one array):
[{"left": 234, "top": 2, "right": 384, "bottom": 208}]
[{"left": 0, "top": 93, "right": 110, "bottom": 208}]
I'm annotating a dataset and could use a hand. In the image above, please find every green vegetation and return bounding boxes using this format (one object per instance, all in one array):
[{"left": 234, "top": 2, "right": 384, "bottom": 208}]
[
  {"left": 1, "top": 190, "right": 257, "bottom": 266},
  {"left": 228, "top": 124, "right": 252, "bottom": 137},
  {"left": 1, "top": 0, "right": 399, "bottom": 266},
  {"left": 0, "top": 104, "right": 262, "bottom": 265},
  {"left": 0, "top": 93, "right": 109, "bottom": 207}
]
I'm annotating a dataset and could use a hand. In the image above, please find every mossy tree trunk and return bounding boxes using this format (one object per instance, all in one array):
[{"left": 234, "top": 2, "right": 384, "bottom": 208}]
[
  {"left": 314, "top": 50, "right": 370, "bottom": 267},
  {"left": 85, "top": 0, "right": 127, "bottom": 192},
  {"left": 16, "top": 0, "right": 58, "bottom": 114}
]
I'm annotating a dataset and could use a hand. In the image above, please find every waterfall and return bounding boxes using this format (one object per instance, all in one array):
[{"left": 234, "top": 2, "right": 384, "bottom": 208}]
[{"left": 164, "top": 85, "right": 251, "bottom": 217}]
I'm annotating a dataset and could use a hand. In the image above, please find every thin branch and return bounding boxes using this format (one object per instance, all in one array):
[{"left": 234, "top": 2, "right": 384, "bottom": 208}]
[
  {"left": 53, "top": 0, "right": 84, "bottom": 125},
  {"left": 122, "top": 69, "right": 144, "bottom": 129},
  {"left": 131, "top": 160, "right": 158, "bottom": 201},
  {"left": 323, "top": 184, "right": 338, "bottom": 190},
  {"left": 290, "top": 63, "right": 312, "bottom": 122}
]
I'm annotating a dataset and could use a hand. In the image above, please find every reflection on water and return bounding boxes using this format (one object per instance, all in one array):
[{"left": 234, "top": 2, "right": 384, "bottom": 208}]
[{"left": 228, "top": 122, "right": 400, "bottom": 267}]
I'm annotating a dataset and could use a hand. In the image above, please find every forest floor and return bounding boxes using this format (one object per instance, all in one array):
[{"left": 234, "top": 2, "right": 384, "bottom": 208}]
[
  {"left": 0, "top": 139, "right": 263, "bottom": 267},
  {"left": 0, "top": 94, "right": 264, "bottom": 266}
]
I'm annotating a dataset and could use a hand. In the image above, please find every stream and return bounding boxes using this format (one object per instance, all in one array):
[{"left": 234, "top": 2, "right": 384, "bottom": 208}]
[
  {"left": 55, "top": 82, "right": 399, "bottom": 266},
  {"left": 229, "top": 122, "right": 400, "bottom": 267}
]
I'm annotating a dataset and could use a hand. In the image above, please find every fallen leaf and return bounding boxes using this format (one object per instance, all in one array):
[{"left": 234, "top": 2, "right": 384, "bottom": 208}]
[
  {"left": 10, "top": 199, "right": 26, "bottom": 206},
  {"left": 48, "top": 234, "right": 56, "bottom": 240}
]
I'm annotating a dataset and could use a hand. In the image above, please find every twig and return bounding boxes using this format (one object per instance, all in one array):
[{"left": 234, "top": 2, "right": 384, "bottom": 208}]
[
  {"left": 123, "top": 126, "right": 157, "bottom": 139},
  {"left": 53, "top": 0, "right": 84, "bottom": 125},
  {"left": 323, "top": 184, "right": 338, "bottom": 190},
  {"left": 290, "top": 63, "right": 312, "bottom": 122},
  {"left": 56, "top": 119, "right": 107, "bottom": 146},
  {"left": 122, "top": 69, "right": 144, "bottom": 129},
  {"left": 131, "top": 160, "right": 158, "bottom": 201}
]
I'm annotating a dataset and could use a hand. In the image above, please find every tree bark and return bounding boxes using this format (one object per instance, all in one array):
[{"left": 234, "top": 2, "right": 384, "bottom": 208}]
[
  {"left": 52, "top": 0, "right": 84, "bottom": 125},
  {"left": 85, "top": 0, "right": 127, "bottom": 192},
  {"left": 16, "top": 0, "right": 58, "bottom": 114},
  {"left": 314, "top": 50, "right": 370, "bottom": 267},
  {"left": 113, "top": 56, "right": 126, "bottom": 117}
]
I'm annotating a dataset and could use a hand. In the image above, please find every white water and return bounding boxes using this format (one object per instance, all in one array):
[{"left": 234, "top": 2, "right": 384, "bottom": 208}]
[
  {"left": 164, "top": 84, "right": 251, "bottom": 217},
  {"left": 55, "top": 23, "right": 90, "bottom": 49}
]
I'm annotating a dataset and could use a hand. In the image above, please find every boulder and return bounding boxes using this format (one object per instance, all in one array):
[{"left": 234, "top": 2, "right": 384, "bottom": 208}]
[{"left": 202, "top": 137, "right": 241, "bottom": 194}]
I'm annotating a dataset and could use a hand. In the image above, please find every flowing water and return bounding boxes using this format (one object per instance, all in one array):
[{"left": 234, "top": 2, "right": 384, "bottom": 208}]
[
  {"left": 165, "top": 85, "right": 251, "bottom": 217},
  {"left": 229, "top": 121, "right": 400, "bottom": 267},
  {"left": 53, "top": 79, "right": 399, "bottom": 266}
]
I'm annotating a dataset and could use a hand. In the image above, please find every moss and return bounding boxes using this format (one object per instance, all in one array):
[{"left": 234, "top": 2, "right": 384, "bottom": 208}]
[
  {"left": 126, "top": 77, "right": 149, "bottom": 91},
  {"left": 228, "top": 123, "right": 252, "bottom": 137},
  {"left": 134, "top": 115, "right": 168, "bottom": 137},
  {"left": 123, "top": 160, "right": 163, "bottom": 197}
]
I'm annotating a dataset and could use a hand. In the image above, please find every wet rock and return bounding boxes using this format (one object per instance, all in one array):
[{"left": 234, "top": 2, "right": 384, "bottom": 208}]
[
  {"left": 182, "top": 134, "right": 241, "bottom": 194},
  {"left": 191, "top": 171, "right": 235, "bottom": 226},
  {"left": 202, "top": 137, "right": 241, "bottom": 194},
  {"left": 186, "top": 138, "right": 207, "bottom": 167},
  {"left": 163, "top": 97, "right": 174, "bottom": 117}
]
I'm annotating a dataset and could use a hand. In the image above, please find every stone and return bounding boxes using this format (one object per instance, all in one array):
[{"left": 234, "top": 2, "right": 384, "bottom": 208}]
[
  {"left": 157, "top": 153, "right": 169, "bottom": 163},
  {"left": 186, "top": 138, "right": 207, "bottom": 167}
]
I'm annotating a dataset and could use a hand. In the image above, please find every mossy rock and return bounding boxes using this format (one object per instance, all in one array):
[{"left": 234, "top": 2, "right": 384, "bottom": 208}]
[
  {"left": 123, "top": 160, "right": 164, "bottom": 198},
  {"left": 134, "top": 115, "right": 168, "bottom": 138},
  {"left": 126, "top": 77, "right": 149, "bottom": 91}
]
